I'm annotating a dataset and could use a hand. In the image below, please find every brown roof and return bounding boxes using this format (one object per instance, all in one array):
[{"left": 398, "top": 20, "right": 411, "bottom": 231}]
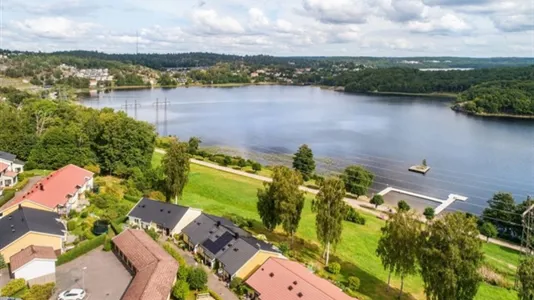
[
  {"left": 246, "top": 258, "right": 356, "bottom": 300},
  {"left": 10, "top": 245, "right": 57, "bottom": 272},
  {"left": 113, "top": 229, "right": 178, "bottom": 300}
]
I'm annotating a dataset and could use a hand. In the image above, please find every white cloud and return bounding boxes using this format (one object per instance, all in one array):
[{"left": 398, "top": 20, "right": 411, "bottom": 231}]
[
  {"left": 248, "top": 8, "right": 270, "bottom": 29},
  {"left": 12, "top": 17, "right": 95, "bottom": 39},
  {"left": 491, "top": 14, "right": 534, "bottom": 32},
  {"left": 408, "top": 13, "right": 471, "bottom": 34},
  {"left": 301, "top": 0, "right": 370, "bottom": 24},
  {"left": 191, "top": 9, "right": 245, "bottom": 35},
  {"left": 379, "top": 0, "right": 428, "bottom": 22}
]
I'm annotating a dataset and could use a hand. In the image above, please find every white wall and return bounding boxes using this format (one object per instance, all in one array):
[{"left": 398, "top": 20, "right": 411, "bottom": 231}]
[
  {"left": 13, "top": 259, "right": 56, "bottom": 281},
  {"left": 172, "top": 208, "right": 202, "bottom": 235}
]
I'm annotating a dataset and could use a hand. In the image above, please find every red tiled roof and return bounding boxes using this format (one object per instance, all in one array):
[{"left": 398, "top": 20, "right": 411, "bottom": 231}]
[
  {"left": 112, "top": 229, "right": 179, "bottom": 300},
  {"left": 10, "top": 245, "right": 57, "bottom": 272},
  {"left": 246, "top": 258, "right": 356, "bottom": 300},
  {"left": 0, "top": 163, "right": 8, "bottom": 172},
  {"left": 5, "top": 164, "right": 93, "bottom": 211},
  {"left": 4, "top": 171, "right": 18, "bottom": 178}
]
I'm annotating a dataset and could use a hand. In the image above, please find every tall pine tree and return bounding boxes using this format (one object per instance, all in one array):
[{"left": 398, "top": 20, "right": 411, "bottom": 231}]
[{"left": 292, "top": 144, "right": 315, "bottom": 181}]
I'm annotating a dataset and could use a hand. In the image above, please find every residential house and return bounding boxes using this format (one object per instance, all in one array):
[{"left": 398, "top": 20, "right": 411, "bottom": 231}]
[
  {"left": 183, "top": 213, "right": 284, "bottom": 281},
  {"left": 10, "top": 245, "right": 57, "bottom": 286},
  {"left": 127, "top": 198, "right": 202, "bottom": 236},
  {"left": 246, "top": 257, "right": 356, "bottom": 300},
  {"left": 112, "top": 229, "right": 179, "bottom": 300},
  {"left": 0, "top": 151, "right": 25, "bottom": 193},
  {"left": 0, "top": 164, "right": 93, "bottom": 216},
  {"left": 0, "top": 206, "right": 65, "bottom": 263}
]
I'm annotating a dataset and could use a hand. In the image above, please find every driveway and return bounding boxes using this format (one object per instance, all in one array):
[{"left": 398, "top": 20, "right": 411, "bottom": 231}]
[{"left": 54, "top": 247, "right": 132, "bottom": 300}]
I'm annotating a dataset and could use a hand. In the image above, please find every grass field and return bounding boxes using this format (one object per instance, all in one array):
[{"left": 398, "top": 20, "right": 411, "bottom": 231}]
[{"left": 153, "top": 152, "right": 519, "bottom": 300}]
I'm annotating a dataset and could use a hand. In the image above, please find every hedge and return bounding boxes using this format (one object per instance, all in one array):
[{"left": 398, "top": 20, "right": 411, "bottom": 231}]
[
  {"left": 23, "top": 282, "right": 55, "bottom": 300},
  {"left": 56, "top": 234, "right": 106, "bottom": 266},
  {"left": 123, "top": 194, "right": 140, "bottom": 203},
  {"left": 162, "top": 243, "right": 186, "bottom": 267},
  {"left": 1, "top": 278, "right": 26, "bottom": 296},
  {"left": 209, "top": 289, "right": 223, "bottom": 300},
  {"left": 0, "top": 189, "right": 16, "bottom": 207}
]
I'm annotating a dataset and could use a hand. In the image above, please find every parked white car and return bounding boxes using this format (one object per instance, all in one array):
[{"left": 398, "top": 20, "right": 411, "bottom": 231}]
[{"left": 58, "top": 289, "right": 86, "bottom": 300}]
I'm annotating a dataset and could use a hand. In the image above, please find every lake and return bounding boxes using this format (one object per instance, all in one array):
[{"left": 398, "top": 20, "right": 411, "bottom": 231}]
[{"left": 80, "top": 86, "right": 534, "bottom": 214}]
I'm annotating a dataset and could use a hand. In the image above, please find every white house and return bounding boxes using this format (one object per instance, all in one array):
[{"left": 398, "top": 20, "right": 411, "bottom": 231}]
[
  {"left": 0, "top": 151, "right": 25, "bottom": 193},
  {"left": 10, "top": 245, "right": 57, "bottom": 286},
  {"left": 127, "top": 198, "right": 202, "bottom": 236}
]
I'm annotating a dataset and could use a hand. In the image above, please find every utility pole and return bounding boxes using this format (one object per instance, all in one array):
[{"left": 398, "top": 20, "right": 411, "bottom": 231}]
[
  {"left": 153, "top": 98, "right": 170, "bottom": 135},
  {"left": 121, "top": 99, "right": 141, "bottom": 119},
  {"left": 521, "top": 203, "right": 534, "bottom": 256}
]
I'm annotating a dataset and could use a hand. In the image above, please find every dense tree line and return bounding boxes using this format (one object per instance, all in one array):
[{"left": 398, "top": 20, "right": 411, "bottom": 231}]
[
  {"left": 188, "top": 64, "right": 250, "bottom": 84},
  {"left": 340, "top": 66, "right": 534, "bottom": 94},
  {"left": 455, "top": 80, "right": 534, "bottom": 115},
  {"left": 0, "top": 91, "right": 156, "bottom": 175}
]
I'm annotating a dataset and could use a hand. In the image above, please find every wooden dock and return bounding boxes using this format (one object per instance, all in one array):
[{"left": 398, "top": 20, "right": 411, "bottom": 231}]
[{"left": 409, "top": 165, "right": 430, "bottom": 174}]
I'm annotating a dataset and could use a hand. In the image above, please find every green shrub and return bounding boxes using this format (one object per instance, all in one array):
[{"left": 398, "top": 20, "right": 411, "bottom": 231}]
[
  {"left": 123, "top": 194, "right": 140, "bottom": 203},
  {"left": 209, "top": 289, "right": 224, "bottom": 300},
  {"left": 145, "top": 228, "right": 159, "bottom": 241},
  {"left": 0, "top": 189, "right": 16, "bottom": 207},
  {"left": 345, "top": 288, "right": 359, "bottom": 298},
  {"left": 278, "top": 242, "right": 289, "bottom": 255},
  {"left": 80, "top": 211, "right": 88, "bottom": 218},
  {"left": 22, "top": 282, "right": 55, "bottom": 300},
  {"left": 252, "top": 162, "right": 262, "bottom": 172},
  {"left": 347, "top": 276, "right": 360, "bottom": 290},
  {"left": 1, "top": 278, "right": 26, "bottom": 296},
  {"left": 68, "top": 210, "right": 79, "bottom": 219},
  {"left": 103, "top": 236, "right": 112, "bottom": 251},
  {"left": 344, "top": 206, "right": 366, "bottom": 225},
  {"left": 172, "top": 280, "right": 189, "bottom": 300},
  {"left": 187, "top": 267, "right": 208, "bottom": 290},
  {"left": 0, "top": 253, "right": 6, "bottom": 269},
  {"left": 230, "top": 277, "right": 247, "bottom": 295},
  {"left": 178, "top": 266, "right": 191, "bottom": 280},
  {"left": 67, "top": 220, "right": 76, "bottom": 231},
  {"left": 56, "top": 234, "right": 106, "bottom": 266},
  {"left": 397, "top": 200, "right": 411, "bottom": 212},
  {"left": 162, "top": 243, "right": 187, "bottom": 267},
  {"left": 326, "top": 262, "right": 341, "bottom": 274},
  {"left": 304, "top": 184, "right": 320, "bottom": 190}
]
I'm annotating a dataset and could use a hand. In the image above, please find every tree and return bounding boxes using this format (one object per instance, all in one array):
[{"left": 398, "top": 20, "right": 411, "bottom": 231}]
[
  {"left": 312, "top": 177, "right": 346, "bottom": 266},
  {"left": 292, "top": 144, "right": 315, "bottom": 181},
  {"left": 341, "top": 165, "right": 374, "bottom": 197},
  {"left": 187, "top": 267, "right": 208, "bottom": 290},
  {"left": 423, "top": 207, "right": 435, "bottom": 221},
  {"left": 257, "top": 166, "right": 305, "bottom": 243},
  {"left": 172, "top": 280, "right": 189, "bottom": 300},
  {"left": 187, "top": 136, "right": 201, "bottom": 155},
  {"left": 370, "top": 194, "right": 384, "bottom": 208},
  {"left": 397, "top": 200, "right": 410, "bottom": 212},
  {"left": 482, "top": 192, "right": 516, "bottom": 234},
  {"left": 479, "top": 222, "right": 498, "bottom": 242},
  {"left": 419, "top": 212, "right": 484, "bottom": 300},
  {"left": 252, "top": 162, "right": 262, "bottom": 172},
  {"left": 376, "top": 211, "right": 421, "bottom": 297},
  {"left": 517, "top": 257, "right": 534, "bottom": 300},
  {"left": 237, "top": 158, "right": 247, "bottom": 168},
  {"left": 162, "top": 140, "right": 190, "bottom": 203}
]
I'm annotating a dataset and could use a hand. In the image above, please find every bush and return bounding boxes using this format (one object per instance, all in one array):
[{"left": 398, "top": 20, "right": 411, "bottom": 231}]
[
  {"left": 172, "top": 280, "right": 189, "bottom": 300},
  {"left": 178, "top": 266, "right": 191, "bottom": 280},
  {"left": 1, "top": 278, "right": 26, "bottom": 296},
  {"left": 326, "top": 262, "right": 341, "bottom": 274},
  {"left": 237, "top": 158, "right": 247, "bottom": 168},
  {"left": 162, "top": 243, "right": 187, "bottom": 267},
  {"left": 84, "top": 164, "right": 101, "bottom": 175},
  {"left": 344, "top": 206, "right": 366, "bottom": 225},
  {"left": 0, "top": 253, "right": 6, "bottom": 269},
  {"left": 230, "top": 277, "right": 247, "bottom": 295},
  {"left": 145, "top": 228, "right": 159, "bottom": 241},
  {"left": 278, "top": 242, "right": 289, "bottom": 255},
  {"left": 103, "top": 236, "right": 112, "bottom": 251},
  {"left": 0, "top": 189, "right": 16, "bottom": 207},
  {"left": 187, "top": 267, "right": 208, "bottom": 290},
  {"left": 67, "top": 220, "right": 77, "bottom": 231},
  {"left": 80, "top": 211, "right": 88, "bottom": 219},
  {"left": 252, "top": 162, "right": 262, "bottom": 172},
  {"left": 56, "top": 234, "right": 106, "bottom": 266},
  {"left": 123, "top": 194, "right": 140, "bottom": 203},
  {"left": 23, "top": 282, "right": 55, "bottom": 300},
  {"left": 397, "top": 200, "right": 410, "bottom": 212},
  {"left": 222, "top": 156, "right": 232, "bottom": 166},
  {"left": 347, "top": 276, "right": 360, "bottom": 290}
]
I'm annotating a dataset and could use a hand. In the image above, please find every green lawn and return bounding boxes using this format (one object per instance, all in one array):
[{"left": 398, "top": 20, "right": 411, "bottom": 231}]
[{"left": 154, "top": 152, "right": 519, "bottom": 300}]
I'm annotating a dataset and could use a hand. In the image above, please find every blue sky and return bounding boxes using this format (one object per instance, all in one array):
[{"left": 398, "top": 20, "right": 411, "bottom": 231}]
[{"left": 2, "top": 0, "right": 533, "bottom": 56}]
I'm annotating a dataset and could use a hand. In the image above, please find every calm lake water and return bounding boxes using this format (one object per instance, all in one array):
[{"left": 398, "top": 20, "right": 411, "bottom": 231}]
[{"left": 80, "top": 86, "right": 534, "bottom": 214}]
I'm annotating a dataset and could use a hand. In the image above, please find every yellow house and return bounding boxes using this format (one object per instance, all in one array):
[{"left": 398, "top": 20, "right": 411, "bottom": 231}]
[{"left": 0, "top": 206, "right": 65, "bottom": 263}]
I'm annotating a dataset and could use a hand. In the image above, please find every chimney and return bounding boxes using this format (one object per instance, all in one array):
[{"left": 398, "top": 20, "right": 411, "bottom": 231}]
[
  {"left": 39, "top": 183, "right": 44, "bottom": 191},
  {"left": 18, "top": 204, "right": 22, "bottom": 210},
  {"left": 216, "top": 221, "right": 221, "bottom": 227}
]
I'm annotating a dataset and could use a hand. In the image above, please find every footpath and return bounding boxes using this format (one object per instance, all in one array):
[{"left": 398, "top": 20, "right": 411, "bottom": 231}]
[{"left": 155, "top": 149, "right": 524, "bottom": 252}]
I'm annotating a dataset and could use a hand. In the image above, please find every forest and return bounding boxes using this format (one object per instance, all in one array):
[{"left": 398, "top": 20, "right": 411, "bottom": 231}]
[
  {"left": 454, "top": 80, "right": 534, "bottom": 115},
  {"left": 0, "top": 89, "right": 156, "bottom": 175}
]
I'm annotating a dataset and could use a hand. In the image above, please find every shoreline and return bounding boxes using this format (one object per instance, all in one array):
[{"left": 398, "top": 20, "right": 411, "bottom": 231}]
[{"left": 451, "top": 105, "right": 534, "bottom": 120}]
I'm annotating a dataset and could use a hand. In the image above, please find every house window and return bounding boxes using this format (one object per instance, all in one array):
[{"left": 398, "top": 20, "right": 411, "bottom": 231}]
[
  {"left": 15, "top": 168, "right": 21, "bottom": 172},
  {"left": 5, "top": 179, "right": 12, "bottom": 186}
]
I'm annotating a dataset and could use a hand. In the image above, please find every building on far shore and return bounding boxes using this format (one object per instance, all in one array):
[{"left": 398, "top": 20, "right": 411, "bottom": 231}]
[{"left": 112, "top": 229, "right": 178, "bottom": 300}]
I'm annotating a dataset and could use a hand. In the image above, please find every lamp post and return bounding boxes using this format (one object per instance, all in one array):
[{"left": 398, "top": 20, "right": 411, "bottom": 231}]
[{"left": 82, "top": 267, "right": 87, "bottom": 290}]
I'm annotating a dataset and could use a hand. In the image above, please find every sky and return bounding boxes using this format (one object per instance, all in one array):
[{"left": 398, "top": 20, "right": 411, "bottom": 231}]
[{"left": 1, "top": 0, "right": 533, "bottom": 57}]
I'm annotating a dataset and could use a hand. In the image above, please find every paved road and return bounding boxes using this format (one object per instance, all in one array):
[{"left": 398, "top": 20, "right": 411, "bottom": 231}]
[{"left": 156, "top": 149, "right": 524, "bottom": 252}]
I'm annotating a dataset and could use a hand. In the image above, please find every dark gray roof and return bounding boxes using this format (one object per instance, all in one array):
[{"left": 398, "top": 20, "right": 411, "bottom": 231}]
[
  {"left": 0, "top": 151, "right": 16, "bottom": 162},
  {"left": 128, "top": 198, "right": 189, "bottom": 229},
  {"left": 201, "top": 229, "right": 236, "bottom": 259},
  {"left": 182, "top": 214, "right": 222, "bottom": 246},
  {"left": 13, "top": 159, "right": 25, "bottom": 165},
  {"left": 241, "top": 236, "right": 281, "bottom": 253},
  {"left": 218, "top": 238, "right": 259, "bottom": 276},
  {"left": 0, "top": 207, "right": 65, "bottom": 250}
]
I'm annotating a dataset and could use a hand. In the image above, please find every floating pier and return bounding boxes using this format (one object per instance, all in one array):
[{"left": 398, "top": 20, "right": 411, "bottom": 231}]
[
  {"left": 409, "top": 165, "right": 430, "bottom": 174},
  {"left": 378, "top": 187, "right": 467, "bottom": 215}
]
